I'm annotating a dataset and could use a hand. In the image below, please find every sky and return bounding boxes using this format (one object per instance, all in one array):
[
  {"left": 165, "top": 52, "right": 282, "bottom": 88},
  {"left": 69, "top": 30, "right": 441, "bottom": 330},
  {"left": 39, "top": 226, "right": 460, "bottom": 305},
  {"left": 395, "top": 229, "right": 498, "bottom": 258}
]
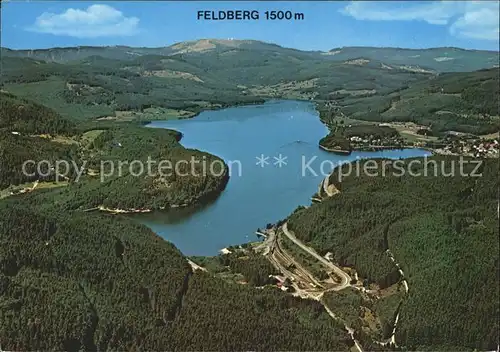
[{"left": 1, "top": 1, "right": 499, "bottom": 51}]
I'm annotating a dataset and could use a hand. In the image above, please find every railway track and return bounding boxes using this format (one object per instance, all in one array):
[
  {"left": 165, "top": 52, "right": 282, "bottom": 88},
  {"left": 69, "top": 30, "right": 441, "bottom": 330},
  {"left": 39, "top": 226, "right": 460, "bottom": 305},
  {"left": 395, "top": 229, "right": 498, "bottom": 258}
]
[{"left": 263, "top": 227, "right": 364, "bottom": 352}]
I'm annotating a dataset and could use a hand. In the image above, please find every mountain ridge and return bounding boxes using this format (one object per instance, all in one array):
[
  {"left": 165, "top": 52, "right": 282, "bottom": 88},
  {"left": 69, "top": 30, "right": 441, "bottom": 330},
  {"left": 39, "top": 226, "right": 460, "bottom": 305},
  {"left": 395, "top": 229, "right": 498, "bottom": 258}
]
[
  {"left": 2, "top": 39, "right": 498, "bottom": 72},
  {"left": 3, "top": 38, "right": 499, "bottom": 53}
]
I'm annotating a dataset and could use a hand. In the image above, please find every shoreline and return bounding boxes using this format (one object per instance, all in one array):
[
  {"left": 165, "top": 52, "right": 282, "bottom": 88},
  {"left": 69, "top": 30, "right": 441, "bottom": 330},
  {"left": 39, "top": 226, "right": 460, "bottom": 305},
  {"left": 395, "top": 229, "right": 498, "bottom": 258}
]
[
  {"left": 318, "top": 144, "right": 351, "bottom": 154},
  {"left": 139, "top": 98, "right": 267, "bottom": 126},
  {"left": 320, "top": 141, "right": 440, "bottom": 155},
  {"left": 140, "top": 99, "right": 435, "bottom": 256}
]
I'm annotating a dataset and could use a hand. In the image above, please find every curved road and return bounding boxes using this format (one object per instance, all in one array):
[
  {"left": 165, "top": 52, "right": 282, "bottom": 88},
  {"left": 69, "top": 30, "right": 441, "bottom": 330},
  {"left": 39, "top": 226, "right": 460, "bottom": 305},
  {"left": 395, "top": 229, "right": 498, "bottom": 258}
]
[
  {"left": 261, "top": 224, "right": 362, "bottom": 351},
  {"left": 322, "top": 173, "right": 339, "bottom": 198},
  {"left": 282, "top": 222, "right": 351, "bottom": 290}
]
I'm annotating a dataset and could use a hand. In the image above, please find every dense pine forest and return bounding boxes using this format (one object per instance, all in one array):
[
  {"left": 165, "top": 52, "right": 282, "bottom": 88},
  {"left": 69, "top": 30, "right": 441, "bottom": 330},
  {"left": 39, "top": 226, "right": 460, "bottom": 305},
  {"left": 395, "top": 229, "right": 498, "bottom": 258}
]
[
  {"left": 0, "top": 202, "right": 352, "bottom": 351},
  {"left": 0, "top": 92, "right": 229, "bottom": 210},
  {"left": 288, "top": 156, "right": 499, "bottom": 350}
]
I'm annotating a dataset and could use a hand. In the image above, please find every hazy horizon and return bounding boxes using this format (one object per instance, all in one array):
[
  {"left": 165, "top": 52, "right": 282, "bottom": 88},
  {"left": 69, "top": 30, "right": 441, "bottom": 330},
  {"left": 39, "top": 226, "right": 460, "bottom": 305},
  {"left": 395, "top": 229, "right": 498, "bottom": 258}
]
[{"left": 2, "top": 38, "right": 499, "bottom": 52}]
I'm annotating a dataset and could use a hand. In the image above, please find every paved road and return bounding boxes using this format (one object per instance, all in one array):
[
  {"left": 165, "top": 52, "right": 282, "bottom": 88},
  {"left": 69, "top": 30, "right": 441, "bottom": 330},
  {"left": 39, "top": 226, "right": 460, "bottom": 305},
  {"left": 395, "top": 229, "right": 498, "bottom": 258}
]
[
  {"left": 322, "top": 174, "right": 339, "bottom": 198},
  {"left": 254, "top": 228, "right": 276, "bottom": 256},
  {"left": 282, "top": 222, "right": 351, "bottom": 290},
  {"left": 263, "top": 224, "right": 363, "bottom": 352}
]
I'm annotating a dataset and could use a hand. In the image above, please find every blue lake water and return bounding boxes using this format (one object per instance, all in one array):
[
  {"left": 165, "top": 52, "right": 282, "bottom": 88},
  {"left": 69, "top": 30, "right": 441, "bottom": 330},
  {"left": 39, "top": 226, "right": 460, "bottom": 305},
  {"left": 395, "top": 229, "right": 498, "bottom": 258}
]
[{"left": 141, "top": 100, "right": 430, "bottom": 256}]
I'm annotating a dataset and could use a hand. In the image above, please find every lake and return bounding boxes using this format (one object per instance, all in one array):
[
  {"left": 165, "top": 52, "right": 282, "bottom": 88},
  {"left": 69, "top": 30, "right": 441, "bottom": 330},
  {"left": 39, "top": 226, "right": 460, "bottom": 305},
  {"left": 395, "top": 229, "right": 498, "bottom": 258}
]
[{"left": 141, "top": 100, "right": 430, "bottom": 256}]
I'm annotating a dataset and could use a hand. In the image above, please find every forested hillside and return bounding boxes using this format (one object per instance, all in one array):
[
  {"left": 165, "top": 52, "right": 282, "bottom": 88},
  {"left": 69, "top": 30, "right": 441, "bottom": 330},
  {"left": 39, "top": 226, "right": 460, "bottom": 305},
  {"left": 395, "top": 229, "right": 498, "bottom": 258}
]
[
  {"left": 0, "top": 93, "right": 79, "bottom": 188},
  {"left": 1, "top": 55, "right": 263, "bottom": 120},
  {"left": 0, "top": 131, "right": 79, "bottom": 189},
  {"left": 0, "top": 92, "right": 75, "bottom": 135},
  {"left": 320, "top": 68, "right": 499, "bottom": 135},
  {"left": 2, "top": 39, "right": 498, "bottom": 72},
  {"left": 288, "top": 156, "right": 499, "bottom": 350},
  {"left": 0, "top": 202, "right": 352, "bottom": 351},
  {"left": 2, "top": 41, "right": 498, "bottom": 137},
  {"left": 29, "top": 126, "right": 229, "bottom": 211},
  {"left": 1, "top": 45, "right": 429, "bottom": 120},
  {"left": 0, "top": 93, "right": 354, "bottom": 350},
  {"left": 0, "top": 92, "right": 229, "bottom": 210},
  {"left": 323, "top": 46, "right": 499, "bottom": 72}
]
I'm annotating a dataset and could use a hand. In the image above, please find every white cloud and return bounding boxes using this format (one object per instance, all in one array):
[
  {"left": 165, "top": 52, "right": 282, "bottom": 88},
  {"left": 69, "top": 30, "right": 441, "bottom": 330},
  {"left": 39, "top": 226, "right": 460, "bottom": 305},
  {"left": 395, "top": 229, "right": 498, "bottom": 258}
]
[
  {"left": 450, "top": 2, "right": 499, "bottom": 41},
  {"left": 28, "top": 4, "right": 140, "bottom": 38},
  {"left": 340, "top": 1, "right": 499, "bottom": 41}
]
